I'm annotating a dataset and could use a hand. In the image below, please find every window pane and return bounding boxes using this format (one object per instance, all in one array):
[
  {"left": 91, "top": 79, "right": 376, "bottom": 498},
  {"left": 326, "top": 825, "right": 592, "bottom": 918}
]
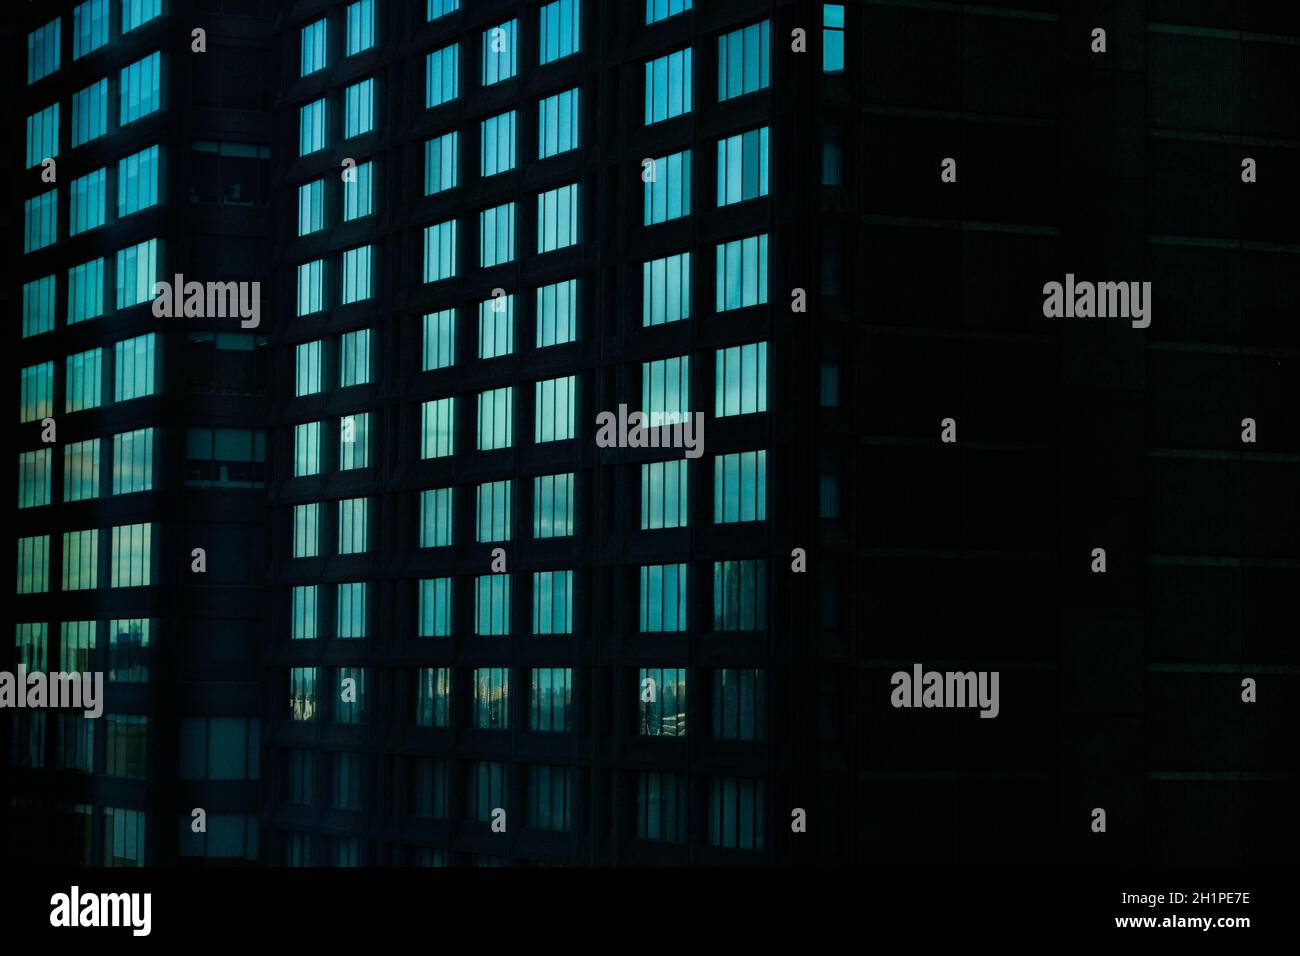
[
  {"left": 337, "top": 498, "right": 369, "bottom": 555},
  {"left": 714, "top": 234, "right": 769, "bottom": 312},
  {"left": 298, "top": 179, "right": 324, "bottom": 236},
  {"left": 112, "top": 428, "right": 154, "bottom": 495},
  {"left": 476, "top": 386, "right": 513, "bottom": 450},
  {"left": 118, "top": 145, "right": 161, "bottom": 217},
  {"left": 113, "top": 334, "right": 157, "bottom": 401},
  {"left": 539, "top": 0, "right": 580, "bottom": 65},
  {"left": 478, "top": 295, "right": 514, "bottom": 358},
  {"left": 644, "top": 48, "right": 692, "bottom": 124},
  {"left": 21, "top": 362, "right": 55, "bottom": 422},
  {"left": 71, "top": 79, "right": 109, "bottom": 147},
  {"left": 73, "top": 1, "right": 110, "bottom": 58},
  {"left": 343, "top": 161, "right": 373, "bottom": 221},
  {"left": 642, "top": 251, "right": 690, "bottom": 326},
  {"left": 473, "top": 576, "right": 510, "bottom": 636},
  {"left": 300, "top": 99, "right": 326, "bottom": 155},
  {"left": 480, "top": 110, "right": 516, "bottom": 176},
  {"left": 713, "top": 559, "right": 768, "bottom": 631},
  {"left": 824, "top": 4, "right": 846, "bottom": 73},
  {"left": 639, "top": 564, "right": 687, "bottom": 632},
  {"left": 537, "top": 184, "right": 578, "bottom": 253},
  {"left": 533, "top": 473, "right": 574, "bottom": 538},
  {"left": 293, "top": 422, "right": 321, "bottom": 476},
  {"left": 340, "top": 246, "right": 372, "bottom": 304},
  {"left": 639, "top": 667, "right": 687, "bottom": 735},
  {"left": 714, "top": 341, "right": 768, "bottom": 417},
  {"left": 534, "top": 376, "right": 576, "bottom": 442},
  {"left": 28, "top": 19, "right": 62, "bottom": 84},
  {"left": 642, "top": 356, "right": 689, "bottom": 426},
  {"left": 536, "top": 279, "right": 577, "bottom": 347},
  {"left": 110, "top": 523, "right": 152, "bottom": 588},
  {"left": 641, "top": 459, "right": 688, "bottom": 530},
  {"left": 301, "top": 18, "right": 327, "bottom": 76},
  {"left": 421, "top": 397, "right": 455, "bottom": 458},
  {"left": 425, "top": 131, "right": 459, "bottom": 194},
  {"left": 428, "top": 0, "right": 460, "bottom": 21},
  {"left": 716, "top": 127, "right": 769, "bottom": 206},
  {"left": 24, "top": 190, "right": 58, "bottom": 253},
  {"left": 479, "top": 202, "right": 516, "bottom": 267},
  {"left": 26, "top": 103, "right": 59, "bottom": 169},
  {"left": 23, "top": 274, "right": 57, "bottom": 337},
  {"left": 538, "top": 88, "right": 579, "bottom": 158},
  {"left": 297, "top": 259, "right": 324, "bottom": 315},
  {"left": 123, "top": 0, "right": 162, "bottom": 33},
  {"left": 418, "top": 578, "right": 453, "bottom": 637},
  {"left": 346, "top": 0, "right": 376, "bottom": 56},
  {"left": 295, "top": 341, "right": 322, "bottom": 396},
  {"left": 475, "top": 480, "right": 512, "bottom": 543},
  {"left": 718, "top": 21, "right": 771, "bottom": 101},
  {"left": 646, "top": 0, "right": 692, "bottom": 25},
  {"left": 120, "top": 52, "right": 162, "bottom": 126},
  {"left": 713, "top": 450, "right": 767, "bottom": 523},
  {"left": 424, "top": 220, "right": 458, "bottom": 282},
  {"left": 530, "top": 668, "right": 572, "bottom": 732},
  {"left": 65, "top": 349, "right": 101, "bottom": 413},
  {"left": 420, "top": 488, "right": 453, "bottom": 547},
  {"left": 344, "top": 78, "right": 375, "bottom": 138},
  {"left": 532, "top": 570, "right": 573, "bottom": 634},
  {"left": 426, "top": 44, "right": 460, "bottom": 107},
  {"left": 115, "top": 239, "right": 160, "bottom": 309},
  {"left": 339, "top": 413, "right": 370, "bottom": 470}
]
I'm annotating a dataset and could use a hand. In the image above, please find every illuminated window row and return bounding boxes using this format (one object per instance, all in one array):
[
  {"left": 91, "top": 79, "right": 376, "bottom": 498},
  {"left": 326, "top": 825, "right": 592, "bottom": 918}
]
[
  {"left": 298, "top": 76, "right": 374, "bottom": 155},
  {"left": 621, "top": 130, "right": 768, "bottom": 250},
  {"left": 28, "top": 3, "right": 160, "bottom": 84},
  {"left": 419, "top": 184, "right": 579, "bottom": 282},
  {"left": 22, "top": 233, "right": 158, "bottom": 339},
  {"left": 32, "top": 53, "right": 161, "bottom": 157},
  {"left": 639, "top": 557, "right": 772, "bottom": 634},
  {"left": 400, "top": 452, "right": 764, "bottom": 556},
  {"left": 288, "top": 497, "right": 370, "bottom": 557},
  {"left": 419, "top": 1, "right": 580, "bottom": 108},
  {"left": 13, "top": 619, "right": 149, "bottom": 686},
  {"left": 298, "top": 1, "right": 376, "bottom": 77},
  {"left": 20, "top": 331, "right": 158, "bottom": 423},
  {"left": 15, "top": 523, "right": 154, "bottom": 594},
  {"left": 18, "top": 427, "right": 154, "bottom": 509},
  {"left": 21, "top": 146, "right": 160, "bottom": 255}
]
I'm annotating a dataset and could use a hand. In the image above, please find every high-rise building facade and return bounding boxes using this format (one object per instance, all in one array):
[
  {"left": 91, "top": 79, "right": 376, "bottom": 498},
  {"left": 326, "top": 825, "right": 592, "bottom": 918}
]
[
  {"left": 6, "top": 0, "right": 1295, "bottom": 872},
  {"left": 6, "top": 0, "right": 274, "bottom": 866},
  {"left": 265, "top": 0, "right": 820, "bottom": 866}
]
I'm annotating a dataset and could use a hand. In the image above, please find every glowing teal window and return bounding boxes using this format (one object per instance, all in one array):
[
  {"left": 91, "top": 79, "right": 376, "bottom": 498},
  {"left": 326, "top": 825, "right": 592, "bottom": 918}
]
[{"left": 718, "top": 21, "right": 770, "bottom": 101}]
